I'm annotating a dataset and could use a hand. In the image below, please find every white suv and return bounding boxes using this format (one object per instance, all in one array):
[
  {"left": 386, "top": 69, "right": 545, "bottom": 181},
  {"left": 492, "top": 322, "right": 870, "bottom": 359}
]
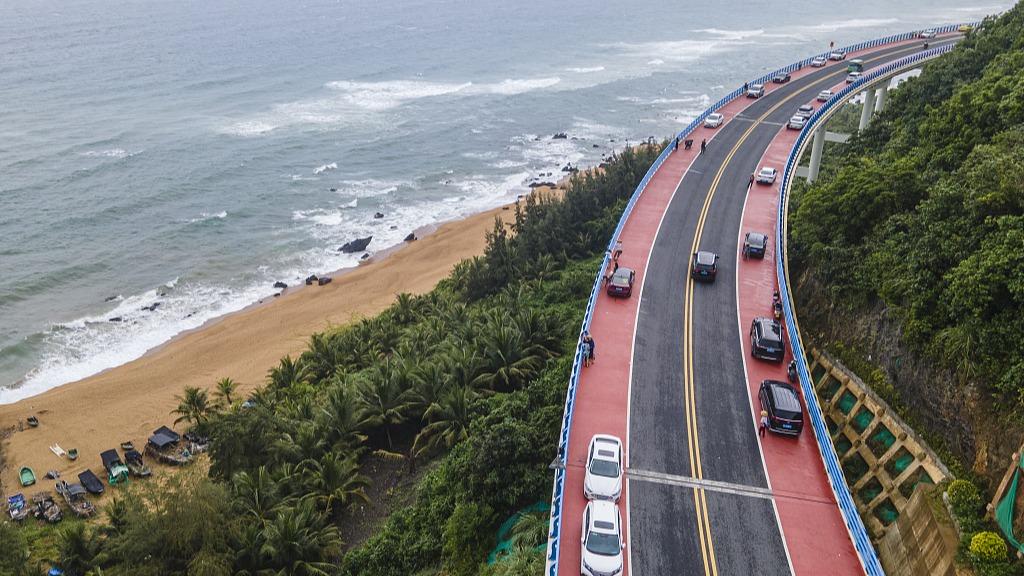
[
  {"left": 584, "top": 434, "right": 623, "bottom": 502},
  {"left": 581, "top": 500, "right": 624, "bottom": 576}
]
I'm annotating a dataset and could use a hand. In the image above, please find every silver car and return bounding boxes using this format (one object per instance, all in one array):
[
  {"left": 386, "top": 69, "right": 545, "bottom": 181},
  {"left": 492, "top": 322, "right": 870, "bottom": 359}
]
[
  {"left": 746, "top": 83, "right": 765, "bottom": 98},
  {"left": 811, "top": 56, "right": 827, "bottom": 67},
  {"left": 817, "top": 89, "right": 833, "bottom": 102},
  {"left": 845, "top": 71, "right": 862, "bottom": 83},
  {"left": 796, "top": 104, "right": 815, "bottom": 119},
  {"left": 829, "top": 50, "right": 846, "bottom": 61},
  {"left": 584, "top": 434, "right": 623, "bottom": 502},
  {"left": 756, "top": 166, "right": 777, "bottom": 184},
  {"left": 787, "top": 115, "right": 806, "bottom": 130},
  {"left": 704, "top": 112, "right": 725, "bottom": 128},
  {"left": 920, "top": 29, "right": 937, "bottom": 39},
  {"left": 581, "top": 500, "right": 624, "bottom": 576}
]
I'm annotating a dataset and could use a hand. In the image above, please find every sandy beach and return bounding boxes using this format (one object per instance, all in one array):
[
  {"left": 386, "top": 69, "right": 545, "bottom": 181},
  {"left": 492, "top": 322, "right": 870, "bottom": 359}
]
[{"left": 0, "top": 196, "right": 538, "bottom": 493}]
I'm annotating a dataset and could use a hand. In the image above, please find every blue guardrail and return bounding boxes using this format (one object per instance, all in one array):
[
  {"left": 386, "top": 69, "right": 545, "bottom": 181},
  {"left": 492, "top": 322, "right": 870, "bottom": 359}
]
[{"left": 546, "top": 21, "right": 976, "bottom": 576}]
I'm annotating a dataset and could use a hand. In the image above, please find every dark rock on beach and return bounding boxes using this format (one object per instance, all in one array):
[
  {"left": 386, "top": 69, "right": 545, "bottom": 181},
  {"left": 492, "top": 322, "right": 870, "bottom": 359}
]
[
  {"left": 404, "top": 233, "right": 417, "bottom": 242},
  {"left": 109, "top": 316, "right": 123, "bottom": 323},
  {"left": 552, "top": 132, "right": 568, "bottom": 139},
  {"left": 330, "top": 188, "right": 337, "bottom": 192},
  {"left": 373, "top": 212, "right": 384, "bottom": 219},
  {"left": 273, "top": 281, "right": 288, "bottom": 289},
  {"left": 140, "top": 302, "right": 161, "bottom": 312},
  {"left": 339, "top": 236, "right": 372, "bottom": 253},
  {"left": 529, "top": 181, "right": 557, "bottom": 188},
  {"left": 104, "top": 295, "right": 119, "bottom": 302},
  {"left": 318, "top": 276, "right": 332, "bottom": 286},
  {"left": 361, "top": 253, "right": 370, "bottom": 260},
  {"left": 389, "top": 225, "right": 398, "bottom": 230},
  {"left": 305, "top": 274, "right": 318, "bottom": 285}
]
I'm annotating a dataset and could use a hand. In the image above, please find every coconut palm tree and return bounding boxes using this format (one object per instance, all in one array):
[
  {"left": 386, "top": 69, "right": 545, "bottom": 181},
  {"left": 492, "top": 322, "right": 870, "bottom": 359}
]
[
  {"left": 302, "top": 333, "right": 341, "bottom": 383},
  {"left": 412, "top": 385, "right": 475, "bottom": 457},
  {"left": 58, "top": 523, "right": 100, "bottom": 576},
  {"left": 258, "top": 498, "right": 342, "bottom": 576},
  {"left": 214, "top": 377, "right": 239, "bottom": 408},
  {"left": 172, "top": 386, "right": 215, "bottom": 428},
  {"left": 355, "top": 356, "right": 414, "bottom": 449},
  {"left": 473, "top": 322, "right": 544, "bottom": 392},
  {"left": 300, "top": 453, "right": 370, "bottom": 517},
  {"left": 390, "top": 292, "right": 420, "bottom": 325},
  {"left": 317, "top": 384, "right": 367, "bottom": 453},
  {"left": 272, "top": 421, "right": 327, "bottom": 465},
  {"left": 269, "top": 355, "right": 311, "bottom": 394},
  {"left": 406, "top": 362, "right": 450, "bottom": 421},
  {"left": 509, "top": 509, "right": 549, "bottom": 548},
  {"left": 232, "top": 466, "right": 282, "bottom": 524}
]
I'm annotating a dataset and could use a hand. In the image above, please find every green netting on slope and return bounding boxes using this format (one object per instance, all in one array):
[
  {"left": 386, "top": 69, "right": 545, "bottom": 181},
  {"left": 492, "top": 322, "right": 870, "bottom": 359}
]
[
  {"left": 996, "top": 459, "right": 1024, "bottom": 553},
  {"left": 487, "top": 502, "right": 550, "bottom": 564}
]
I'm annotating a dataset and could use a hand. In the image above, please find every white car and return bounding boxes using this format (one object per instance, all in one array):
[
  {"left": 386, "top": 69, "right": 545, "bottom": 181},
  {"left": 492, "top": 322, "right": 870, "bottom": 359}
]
[
  {"left": 796, "top": 104, "right": 815, "bottom": 119},
  {"left": 787, "top": 115, "right": 806, "bottom": 130},
  {"left": 828, "top": 50, "right": 847, "bottom": 61},
  {"left": 704, "top": 112, "right": 725, "bottom": 128},
  {"left": 581, "top": 500, "right": 624, "bottom": 576},
  {"left": 584, "top": 434, "right": 623, "bottom": 502},
  {"left": 756, "top": 167, "right": 777, "bottom": 185},
  {"left": 810, "top": 56, "right": 827, "bottom": 67},
  {"left": 845, "top": 71, "right": 862, "bottom": 83},
  {"left": 746, "top": 83, "right": 765, "bottom": 98},
  {"left": 817, "top": 89, "right": 833, "bottom": 102},
  {"left": 919, "top": 29, "right": 937, "bottom": 39}
]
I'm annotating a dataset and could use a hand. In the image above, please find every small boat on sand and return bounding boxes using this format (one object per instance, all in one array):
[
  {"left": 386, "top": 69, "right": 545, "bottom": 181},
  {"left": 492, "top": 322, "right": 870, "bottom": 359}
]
[
  {"left": 19, "top": 467, "right": 36, "bottom": 487},
  {"left": 26, "top": 416, "right": 39, "bottom": 427}
]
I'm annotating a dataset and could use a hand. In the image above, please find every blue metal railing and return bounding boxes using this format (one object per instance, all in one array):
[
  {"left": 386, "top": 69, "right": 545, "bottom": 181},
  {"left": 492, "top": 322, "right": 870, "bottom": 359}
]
[
  {"left": 773, "top": 32, "right": 972, "bottom": 576},
  {"left": 545, "top": 22, "right": 973, "bottom": 576}
]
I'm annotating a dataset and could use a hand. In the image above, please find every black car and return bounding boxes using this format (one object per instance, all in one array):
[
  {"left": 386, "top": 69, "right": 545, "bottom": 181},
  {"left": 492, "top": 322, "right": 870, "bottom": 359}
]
[
  {"left": 759, "top": 379, "right": 804, "bottom": 436},
  {"left": 750, "top": 316, "right": 785, "bottom": 362},
  {"left": 772, "top": 72, "right": 791, "bottom": 84},
  {"left": 743, "top": 232, "right": 768, "bottom": 259},
  {"left": 691, "top": 251, "right": 719, "bottom": 282},
  {"left": 606, "top": 267, "right": 636, "bottom": 298}
]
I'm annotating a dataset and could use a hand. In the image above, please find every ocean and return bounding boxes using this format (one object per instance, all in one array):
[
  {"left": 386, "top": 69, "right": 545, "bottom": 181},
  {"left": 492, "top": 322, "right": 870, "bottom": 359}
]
[{"left": 0, "top": 0, "right": 1006, "bottom": 402}]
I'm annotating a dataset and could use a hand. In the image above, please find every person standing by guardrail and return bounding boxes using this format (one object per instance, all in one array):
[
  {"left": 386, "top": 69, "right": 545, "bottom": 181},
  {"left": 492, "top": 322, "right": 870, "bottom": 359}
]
[{"left": 700, "top": 138, "right": 707, "bottom": 154}]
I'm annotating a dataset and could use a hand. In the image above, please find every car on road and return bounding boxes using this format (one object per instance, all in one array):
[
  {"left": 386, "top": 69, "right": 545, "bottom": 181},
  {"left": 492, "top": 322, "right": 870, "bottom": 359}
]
[
  {"left": 746, "top": 83, "right": 765, "bottom": 98},
  {"left": 759, "top": 379, "right": 804, "bottom": 436},
  {"left": 845, "top": 71, "right": 862, "bottom": 83},
  {"left": 584, "top": 434, "right": 623, "bottom": 502},
  {"left": 796, "top": 104, "right": 815, "bottom": 119},
  {"left": 958, "top": 24, "right": 973, "bottom": 33},
  {"left": 704, "top": 112, "right": 725, "bottom": 128},
  {"left": 581, "top": 500, "right": 624, "bottom": 576},
  {"left": 828, "top": 50, "right": 847, "bottom": 61},
  {"left": 756, "top": 166, "right": 777, "bottom": 185},
  {"left": 787, "top": 115, "right": 806, "bottom": 130},
  {"left": 606, "top": 267, "right": 635, "bottom": 298},
  {"left": 750, "top": 316, "right": 785, "bottom": 362},
  {"left": 919, "top": 29, "right": 937, "bottom": 39},
  {"left": 817, "top": 89, "right": 833, "bottom": 102},
  {"left": 772, "top": 72, "right": 791, "bottom": 84},
  {"left": 691, "top": 251, "right": 719, "bottom": 282},
  {"left": 810, "top": 55, "right": 827, "bottom": 67},
  {"left": 743, "top": 232, "right": 768, "bottom": 259}
]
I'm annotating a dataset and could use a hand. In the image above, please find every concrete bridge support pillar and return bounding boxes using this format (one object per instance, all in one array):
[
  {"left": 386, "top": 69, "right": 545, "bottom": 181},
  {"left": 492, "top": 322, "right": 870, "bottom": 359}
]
[
  {"left": 875, "top": 85, "right": 889, "bottom": 113},
  {"left": 808, "top": 126, "right": 826, "bottom": 183},
  {"left": 859, "top": 88, "right": 877, "bottom": 131}
]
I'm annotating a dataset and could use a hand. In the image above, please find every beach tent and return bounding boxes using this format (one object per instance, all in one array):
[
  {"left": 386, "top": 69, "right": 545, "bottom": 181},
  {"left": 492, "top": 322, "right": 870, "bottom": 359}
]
[
  {"left": 152, "top": 426, "right": 181, "bottom": 443},
  {"left": 148, "top": 432, "right": 178, "bottom": 449}
]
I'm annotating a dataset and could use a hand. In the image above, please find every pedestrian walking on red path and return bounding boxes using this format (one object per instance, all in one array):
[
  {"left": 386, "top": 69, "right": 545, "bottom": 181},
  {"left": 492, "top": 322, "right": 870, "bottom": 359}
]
[
  {"left": 613, "top": 240, "right": 623, "bottom": 262},
  {"left": 759, "top": 410, "right": 769, "bottom": 437},
  {"left": 700, "top": 138, "right": 707, "bottom": 154},
  {"left": 748, "top": 173, "right": 755, "bottom": 189},
  {"left": 581, "top": 332, "right": 596, "bottom": 366},
  {"left": 674, "top": 136, "right": 679, "bottom": 151}
]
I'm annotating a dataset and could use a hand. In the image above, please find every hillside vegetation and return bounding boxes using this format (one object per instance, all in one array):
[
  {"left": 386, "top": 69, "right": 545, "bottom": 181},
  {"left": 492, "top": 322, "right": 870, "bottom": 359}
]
[
  {"left": 790, "top": 6, "right": 1024, "bottom": 468},
  {"left": 0, "top": 144, "right": 661, "bottom": 576}
]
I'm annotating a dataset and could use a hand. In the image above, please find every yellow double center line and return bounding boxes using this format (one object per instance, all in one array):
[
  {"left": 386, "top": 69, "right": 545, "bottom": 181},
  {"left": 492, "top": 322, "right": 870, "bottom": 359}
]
[{"left": 679, "top": 42, "right": 926, "bottom": 575}]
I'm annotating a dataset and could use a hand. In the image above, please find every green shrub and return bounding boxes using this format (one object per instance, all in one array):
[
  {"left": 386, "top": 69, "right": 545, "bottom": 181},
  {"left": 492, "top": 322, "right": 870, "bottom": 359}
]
[
  {"left": 948, "top": 479, "right": 983, "bottom": 518},
  {"left": 971, "top": 531, "right": 1008, "bottom": 563}
]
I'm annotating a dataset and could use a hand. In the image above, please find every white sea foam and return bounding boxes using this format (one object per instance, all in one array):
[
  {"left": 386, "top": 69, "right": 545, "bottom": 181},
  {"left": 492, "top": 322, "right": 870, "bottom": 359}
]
[
  {"left": 337, "top": 178, "right": 407, "bottom": 198},
  {"left": 483, "top": 77, "right": 561, "bottom": 95},
  {"left": 313, "top": 162, "right": 338, "bottom": 175},
  {"left": 796, "top": 18, "right": 899, "bottom": 32},
  {"left": 187, "top": 211, "right": 228, "bottom": 224},
  {"left": 567, "top": 66, "right": 605, "bottom": 73},
  {"left": 325, "top": 79, "right": 473, "bottom": 111},
  {"left": 79, "top": 148, "right": 140, "bottom": 159}
]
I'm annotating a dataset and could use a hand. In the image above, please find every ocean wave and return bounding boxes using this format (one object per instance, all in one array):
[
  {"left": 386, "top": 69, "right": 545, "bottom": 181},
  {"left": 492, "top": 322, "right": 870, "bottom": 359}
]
[
  {"left": 187, "top": 211, "right": 228, "bottom": 224},
  {"left": 337, "top": 178, "right": 407, "bottom": 198},
  {"left": 79, "top": 148, "right": 141, "bottom": 159},
  {"left": 481, "top": 77, "right": 561, "bottom": 95},
  {"left": 313, "top": 162, "right": 338, "bottom": 175},
  {"left": 567, "top": 66, "right": 605, "bottom": 73},
  {"left": 325, "top": 79, "right": 473, "bottom": 111},
  {"left": 796, "top": 18, "right": 899, "bottom": 32}
]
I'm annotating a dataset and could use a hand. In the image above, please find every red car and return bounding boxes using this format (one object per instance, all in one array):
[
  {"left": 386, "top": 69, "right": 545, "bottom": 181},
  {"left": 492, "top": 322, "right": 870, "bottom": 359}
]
[{"left": 606, "top": 267, "right": 636, "bottom": 297}]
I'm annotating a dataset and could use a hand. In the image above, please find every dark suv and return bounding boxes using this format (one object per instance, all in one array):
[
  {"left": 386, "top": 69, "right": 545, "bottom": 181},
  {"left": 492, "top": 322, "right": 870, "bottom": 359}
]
[
  {"left": 759, "top": 379, "right": 804, "bottom": 436},
  {"left": 743, "top": 232, "right": 768, "bottom": 259},
  {"left": 750, "top": 317, "right": 785, "bottom": 361},
  {"left": 691, "top": 251, "right": 719, "bottom": 282}
]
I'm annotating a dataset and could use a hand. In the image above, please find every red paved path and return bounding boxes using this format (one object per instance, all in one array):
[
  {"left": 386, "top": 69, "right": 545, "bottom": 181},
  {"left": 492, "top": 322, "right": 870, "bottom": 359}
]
[{"left": 557, "top": 36, "right": 933, "bottom": 576}]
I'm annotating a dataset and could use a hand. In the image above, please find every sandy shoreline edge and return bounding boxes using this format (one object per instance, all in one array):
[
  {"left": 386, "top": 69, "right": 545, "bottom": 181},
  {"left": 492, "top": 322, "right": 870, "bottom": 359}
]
[{"left": 0, "top": 189, "right": 555, "bottom": 493}]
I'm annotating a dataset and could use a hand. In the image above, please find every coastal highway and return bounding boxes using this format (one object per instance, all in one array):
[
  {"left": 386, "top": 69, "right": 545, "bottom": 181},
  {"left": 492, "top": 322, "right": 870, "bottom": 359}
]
[{"left": 556, "top": 34, "right": 958, "bottom": 576}]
